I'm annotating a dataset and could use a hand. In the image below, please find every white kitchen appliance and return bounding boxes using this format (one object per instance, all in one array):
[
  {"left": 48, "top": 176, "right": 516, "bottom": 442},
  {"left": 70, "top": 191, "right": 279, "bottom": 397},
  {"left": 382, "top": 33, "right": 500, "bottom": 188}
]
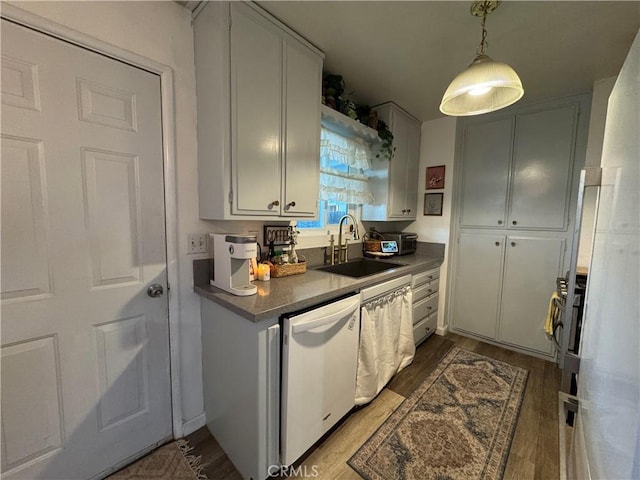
[
  {"left": 564, "top": 32, "right": 639, "bottom": 479},
  {"left": 280, "top": 294, "right": 361, "bottom": 466},
  {"left": 210, "top": 234, "right": 257, "bottom": 296}
]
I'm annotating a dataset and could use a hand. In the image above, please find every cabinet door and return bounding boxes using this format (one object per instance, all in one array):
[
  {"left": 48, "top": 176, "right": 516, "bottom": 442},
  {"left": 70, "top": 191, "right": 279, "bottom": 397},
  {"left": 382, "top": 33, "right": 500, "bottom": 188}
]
[
  {"left": 459, "top": 118, "right": 513, "bottom": 228},
  {"left": 499, "top": 236, "right": 564, "bottom": 354},
  {"left": 404, "top": 119, "right": 421, "bottom": 219},
  {"left": 452, "top": 233, "right": 505, "bottom": 339},
  {"left": 282, "top": 39, "right": 321, "bottom": 217},
  {"left": 509, "top": 105, "right": 578, "bottom": 229},
  {"left": 230, "top": 4, "right": 282, "bottom": 215},
  {"left": 387, "top": 109, "right": 410, "bottom": 218}
]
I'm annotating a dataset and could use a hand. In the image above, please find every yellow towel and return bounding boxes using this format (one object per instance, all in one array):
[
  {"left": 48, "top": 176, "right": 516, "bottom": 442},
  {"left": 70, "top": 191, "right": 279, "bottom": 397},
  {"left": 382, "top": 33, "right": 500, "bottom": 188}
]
[{"left": 544, "top": 291, "right": 561, "bottom": 336}]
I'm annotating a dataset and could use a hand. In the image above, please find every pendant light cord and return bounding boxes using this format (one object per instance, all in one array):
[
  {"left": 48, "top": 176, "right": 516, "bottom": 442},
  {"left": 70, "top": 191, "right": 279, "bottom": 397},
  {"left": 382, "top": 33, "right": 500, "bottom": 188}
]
[{"left": 476, "top": 1, "right": 490, "bottom": 56}]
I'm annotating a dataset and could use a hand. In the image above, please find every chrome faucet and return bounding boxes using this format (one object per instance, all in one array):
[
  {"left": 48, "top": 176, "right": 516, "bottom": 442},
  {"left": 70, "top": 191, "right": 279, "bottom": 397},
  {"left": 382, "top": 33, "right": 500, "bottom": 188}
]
[{"left": 334, "top": 214, "right": 359, "bottom": 264}]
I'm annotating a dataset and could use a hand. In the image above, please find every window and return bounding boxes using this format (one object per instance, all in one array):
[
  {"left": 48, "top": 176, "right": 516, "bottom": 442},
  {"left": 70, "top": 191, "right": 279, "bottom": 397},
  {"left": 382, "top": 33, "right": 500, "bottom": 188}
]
[
  {"left": 297, "top": 200, "right": 350, "bottom": 230},
  {"left": 298, "top": 128, "right": 374, "bottom": 233}
]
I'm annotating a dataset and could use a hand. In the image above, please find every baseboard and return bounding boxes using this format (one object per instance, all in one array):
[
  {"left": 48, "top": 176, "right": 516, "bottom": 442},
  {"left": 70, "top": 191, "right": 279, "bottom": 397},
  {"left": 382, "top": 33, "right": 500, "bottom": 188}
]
[
  {"left": 436, "top": 324, "right": 449, "bottom": 336},
  {"left": 182, "top": 412, "right": 206, "bottom": 436}
]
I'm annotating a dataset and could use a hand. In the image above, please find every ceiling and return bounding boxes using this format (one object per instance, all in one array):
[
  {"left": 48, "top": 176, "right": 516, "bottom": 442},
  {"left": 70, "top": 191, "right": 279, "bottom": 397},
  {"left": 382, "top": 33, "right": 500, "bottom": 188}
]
[{"left": 250, "top": 1, "right": 639, "bottom": 121}]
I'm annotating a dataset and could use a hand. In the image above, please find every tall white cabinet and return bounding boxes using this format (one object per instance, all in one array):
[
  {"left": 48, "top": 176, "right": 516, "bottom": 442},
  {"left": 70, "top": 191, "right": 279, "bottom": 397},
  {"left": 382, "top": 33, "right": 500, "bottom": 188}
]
[
  {"left": 194, "top": 2, "right": 323, "bottom": 220},
  {"left": 362, "top": 102, "right": 421, "bottom": 221},
  {"left": 450, "top": 95, "right": 590, "bottom": 357}
]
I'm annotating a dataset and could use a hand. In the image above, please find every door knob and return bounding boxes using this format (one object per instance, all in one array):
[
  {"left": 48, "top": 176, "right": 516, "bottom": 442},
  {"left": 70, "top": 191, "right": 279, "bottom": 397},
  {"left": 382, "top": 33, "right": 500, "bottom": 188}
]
[
  {"left": 495, "top": 241, "right": 500, "bottom": 246},
  {"left": 268, "top": 200, "right": 280, "bottom": 210},
  {"left": 498, "top": 220, "right": 503, "bottom": 225},
  {"left": 511, "top": 241, "right": 516, "bottom": 247},
  {"left": 284, "top": 201, "right": 296, "bottom": 211},
  {"left": 512, "top": 220, "right": 517, "bottom": 225},
  {"left": 147, "top": 284, "right": 164, "bottom": 298}
]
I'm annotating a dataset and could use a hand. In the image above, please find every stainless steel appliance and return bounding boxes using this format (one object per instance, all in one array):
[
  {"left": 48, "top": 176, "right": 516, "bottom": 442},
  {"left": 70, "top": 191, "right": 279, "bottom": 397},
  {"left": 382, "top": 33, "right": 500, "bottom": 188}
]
[{"left": 380, "top": 232, "right": 418, "bottom": 256}]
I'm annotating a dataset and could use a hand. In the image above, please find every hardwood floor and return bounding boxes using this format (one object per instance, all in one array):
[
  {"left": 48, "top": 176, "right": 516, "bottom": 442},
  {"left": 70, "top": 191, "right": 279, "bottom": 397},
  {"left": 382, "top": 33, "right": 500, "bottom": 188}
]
[{"left": 185, "top": 333, "right": 561, "bottom": 479}]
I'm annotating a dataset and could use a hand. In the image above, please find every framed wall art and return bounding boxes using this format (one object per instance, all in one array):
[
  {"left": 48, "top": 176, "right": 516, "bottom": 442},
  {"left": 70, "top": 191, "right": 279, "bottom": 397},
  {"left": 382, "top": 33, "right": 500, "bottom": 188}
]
[
  {"left": 426, "top": 165, "right": 445, "bottom": 189},
  {"left": 424, "top": 193, "right": 443, "bottom": 216}
]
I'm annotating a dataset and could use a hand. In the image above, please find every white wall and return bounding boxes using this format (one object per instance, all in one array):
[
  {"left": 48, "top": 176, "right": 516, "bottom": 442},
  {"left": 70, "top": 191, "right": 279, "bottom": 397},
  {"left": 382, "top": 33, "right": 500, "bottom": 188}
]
[
  {"left": 7, "top": 0, "right": 207, "bottom": 434},
  {"left": 408, "top": 116, "right": 457, "bottom": 333},
  {"left": 577, "top": 76, "right": 617, "bottom": 269}
]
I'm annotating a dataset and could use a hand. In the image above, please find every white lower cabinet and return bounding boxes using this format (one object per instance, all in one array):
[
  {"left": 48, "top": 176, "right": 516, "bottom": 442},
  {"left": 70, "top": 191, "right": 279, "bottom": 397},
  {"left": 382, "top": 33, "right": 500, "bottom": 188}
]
[
  {"left": 411, "top": 267, "right": 440, "bottom": 345},
  {"left": 452, "top": 232, "right": 564, "bottom": 355},
  {"left": 200, "top": 300, "right": 280, "bottom": 480},
  {"left": 499, "top": 236, "right": 565, "bottom": 354},
  {"left": 452, "top": 233, "right": 505, "bottom": 339}
]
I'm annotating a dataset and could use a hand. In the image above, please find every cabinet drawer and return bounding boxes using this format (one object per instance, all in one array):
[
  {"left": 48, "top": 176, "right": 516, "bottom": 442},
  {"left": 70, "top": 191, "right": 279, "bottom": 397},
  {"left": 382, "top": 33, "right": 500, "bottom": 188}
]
[
  {"left": 412, "top": 278, "right": 440, "bottom": 302},
  {"left": 411, "top": 268, "right": 440, "bottom": 288},
  {"left": 413, "top": 293, "right": 438, "bottom": 325},
  {"left": 414, "top": 312, "right": 437, "bottom": 346}
]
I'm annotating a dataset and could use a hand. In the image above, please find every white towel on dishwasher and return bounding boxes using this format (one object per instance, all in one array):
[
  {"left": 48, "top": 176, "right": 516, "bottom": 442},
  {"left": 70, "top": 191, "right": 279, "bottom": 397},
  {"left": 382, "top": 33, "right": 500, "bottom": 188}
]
[{"left": 355, "top": 287, "right": 415, "bottom": 406}]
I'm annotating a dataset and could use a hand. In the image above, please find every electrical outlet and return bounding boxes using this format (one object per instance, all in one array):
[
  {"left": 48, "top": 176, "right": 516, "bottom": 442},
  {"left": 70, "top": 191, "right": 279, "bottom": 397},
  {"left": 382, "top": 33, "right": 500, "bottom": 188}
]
[{"left": 187, "top": 233, "right": 208, "bottom": 254}]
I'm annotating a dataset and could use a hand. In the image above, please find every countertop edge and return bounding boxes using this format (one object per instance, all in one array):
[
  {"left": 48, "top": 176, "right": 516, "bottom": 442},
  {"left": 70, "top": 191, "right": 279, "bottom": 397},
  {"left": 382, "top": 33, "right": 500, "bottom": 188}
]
[{"left": 195, "top": 255, "right": 443, "bottom": 322}]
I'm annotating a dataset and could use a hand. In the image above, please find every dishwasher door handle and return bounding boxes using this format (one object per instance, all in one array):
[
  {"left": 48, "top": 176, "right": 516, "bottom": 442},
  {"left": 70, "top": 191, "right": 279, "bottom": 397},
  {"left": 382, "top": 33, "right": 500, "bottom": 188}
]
[{"left": 291, "top": 301, "right": 360, "bottom": 334}]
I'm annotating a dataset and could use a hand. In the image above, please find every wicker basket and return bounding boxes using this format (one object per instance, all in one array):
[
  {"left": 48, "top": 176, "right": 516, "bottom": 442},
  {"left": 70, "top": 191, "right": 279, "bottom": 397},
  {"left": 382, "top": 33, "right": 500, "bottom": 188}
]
[
  {"left": 363, "top": 240, "right": 382, "bottom": 252},
  {"left": 270, "top": 262, "right": 306, "bottom": 278}
]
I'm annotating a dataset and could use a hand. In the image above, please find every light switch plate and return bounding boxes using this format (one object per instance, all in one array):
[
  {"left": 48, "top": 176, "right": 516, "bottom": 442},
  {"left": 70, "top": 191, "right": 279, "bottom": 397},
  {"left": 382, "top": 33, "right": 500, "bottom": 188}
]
[{"left": 187, "top": 233, "right": 208, "bottom": 254}]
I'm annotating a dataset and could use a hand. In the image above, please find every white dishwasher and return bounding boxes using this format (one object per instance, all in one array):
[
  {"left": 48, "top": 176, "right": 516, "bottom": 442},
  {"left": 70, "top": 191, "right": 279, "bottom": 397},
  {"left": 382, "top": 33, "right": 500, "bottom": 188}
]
[{"left": 280, "top": 293, "right": 361, "bottom": 466}]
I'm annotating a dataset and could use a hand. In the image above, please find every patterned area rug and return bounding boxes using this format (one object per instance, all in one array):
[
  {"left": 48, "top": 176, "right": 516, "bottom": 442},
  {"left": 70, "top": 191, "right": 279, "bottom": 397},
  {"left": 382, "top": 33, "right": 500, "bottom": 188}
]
[
  {"left": 348, "top": 347, "right": 528, "bottom": 480},
  {"left": 107, "top": 440, "right": 207, "bottom": 480}
]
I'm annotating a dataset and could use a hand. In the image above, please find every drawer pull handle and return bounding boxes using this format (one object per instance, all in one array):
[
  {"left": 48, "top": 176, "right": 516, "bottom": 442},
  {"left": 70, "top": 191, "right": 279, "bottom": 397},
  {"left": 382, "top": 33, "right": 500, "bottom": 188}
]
[
  {"left": 511, "top": 241, "right": 516, "bottom": 247},
  {"left": 512, "top": 220, "right": 517, "bottom": 225},
  {"left": 427, "top": 306, "right": 432, "bottom": 311},
  {"left": 269, "top": 200, "right": 280, "bottom": 209},
  {"left": 498, "top": 220, "right": 503, "bottom": 225},
  {"left": 495, "top": 241, "right": 500, "bottom": 246},
  {"left": 284, "top": 201, "right": 296, "bottom": 211}
]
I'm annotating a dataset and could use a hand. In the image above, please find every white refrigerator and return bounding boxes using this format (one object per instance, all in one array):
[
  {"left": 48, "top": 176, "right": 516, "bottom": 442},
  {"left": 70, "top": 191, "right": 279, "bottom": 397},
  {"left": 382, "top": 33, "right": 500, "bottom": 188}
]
[{"left": 568, "top": 30, "right": 639, "bottom": 479}]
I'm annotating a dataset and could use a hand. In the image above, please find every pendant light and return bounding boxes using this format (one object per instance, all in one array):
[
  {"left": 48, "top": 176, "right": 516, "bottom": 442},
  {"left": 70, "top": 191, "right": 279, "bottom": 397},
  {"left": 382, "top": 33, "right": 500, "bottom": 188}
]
[{"left": 440, "top": 1, "right": 524, "bottom": 116}]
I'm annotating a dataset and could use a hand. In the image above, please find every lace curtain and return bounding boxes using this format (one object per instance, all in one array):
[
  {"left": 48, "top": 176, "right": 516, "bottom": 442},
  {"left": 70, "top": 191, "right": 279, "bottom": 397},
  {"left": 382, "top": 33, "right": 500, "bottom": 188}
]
[{"left": 319, "top": 128, "right": 375, "bottom": 204}]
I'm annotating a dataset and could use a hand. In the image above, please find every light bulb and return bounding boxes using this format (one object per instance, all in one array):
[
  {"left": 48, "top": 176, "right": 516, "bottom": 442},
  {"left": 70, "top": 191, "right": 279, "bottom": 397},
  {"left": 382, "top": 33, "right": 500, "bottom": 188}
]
[{"left": 468, "top": 86, "right": 493, "bottom": 96}]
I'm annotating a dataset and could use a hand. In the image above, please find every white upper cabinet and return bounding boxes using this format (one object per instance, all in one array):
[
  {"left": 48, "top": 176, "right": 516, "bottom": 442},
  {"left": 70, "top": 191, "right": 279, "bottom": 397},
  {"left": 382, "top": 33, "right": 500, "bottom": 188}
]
[
  {"left": 459, "top": 118, "right": 513, "bottom": 228},
  {"left": 195, "top": 2, "right": 323, "bottom": 220},
  {"left": 508, "top": 105, "right": 578, "bottom": 229},
  {"left": 362, "top": 102, "right": 421, "bottom": 221},
  {"left": 283, "top": 40, "right": 322, "bottom": 216},
  {"left": 459, "top": 99, "right": 584, "bottom": 231}
]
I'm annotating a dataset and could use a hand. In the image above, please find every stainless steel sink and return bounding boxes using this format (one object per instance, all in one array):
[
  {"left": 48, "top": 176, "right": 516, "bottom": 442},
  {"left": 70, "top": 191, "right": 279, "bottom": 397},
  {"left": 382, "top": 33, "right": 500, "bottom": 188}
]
[{"left": 316, "top": 258, "right": 406, "bottom": 278}]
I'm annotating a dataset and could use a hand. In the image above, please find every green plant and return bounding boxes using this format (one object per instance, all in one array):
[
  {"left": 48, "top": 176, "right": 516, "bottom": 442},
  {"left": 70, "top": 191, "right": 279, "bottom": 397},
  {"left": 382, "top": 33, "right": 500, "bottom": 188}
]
[
  {"left": 323, "top": 71, "right": 396, "bottom": 160},
  {"left": 376, "top": 120, "right": 396, "bottom": 161}
]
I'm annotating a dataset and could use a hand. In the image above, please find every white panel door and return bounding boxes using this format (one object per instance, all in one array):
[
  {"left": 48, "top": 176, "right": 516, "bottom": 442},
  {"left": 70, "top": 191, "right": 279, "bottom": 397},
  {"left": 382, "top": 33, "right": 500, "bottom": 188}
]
[
  {"left": 1, "top": 20, "right": 171, "bottom": 480},
  {"left": 451, "top": 233, "right": 505, "bottom": 339},
  {"left": 499, "top": 236, "right": 564, "bottom": 355}
]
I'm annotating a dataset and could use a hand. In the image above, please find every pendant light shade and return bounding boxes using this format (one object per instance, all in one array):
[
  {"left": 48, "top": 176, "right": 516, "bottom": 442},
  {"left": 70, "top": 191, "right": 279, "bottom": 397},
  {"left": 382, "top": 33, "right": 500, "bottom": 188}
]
[
  {"left": 440, "top": 54, "right": 524, "bottom": 116},
  {"left": 440, "top": 1, "right": 524, "bottom": 116}
]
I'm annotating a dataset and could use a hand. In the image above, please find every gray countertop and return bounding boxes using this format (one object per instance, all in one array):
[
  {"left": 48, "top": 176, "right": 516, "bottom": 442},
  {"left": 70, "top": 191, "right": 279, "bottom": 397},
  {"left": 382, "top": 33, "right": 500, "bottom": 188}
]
[{"left": 194, "top": 253, "right": 443, "bottom": 322}]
